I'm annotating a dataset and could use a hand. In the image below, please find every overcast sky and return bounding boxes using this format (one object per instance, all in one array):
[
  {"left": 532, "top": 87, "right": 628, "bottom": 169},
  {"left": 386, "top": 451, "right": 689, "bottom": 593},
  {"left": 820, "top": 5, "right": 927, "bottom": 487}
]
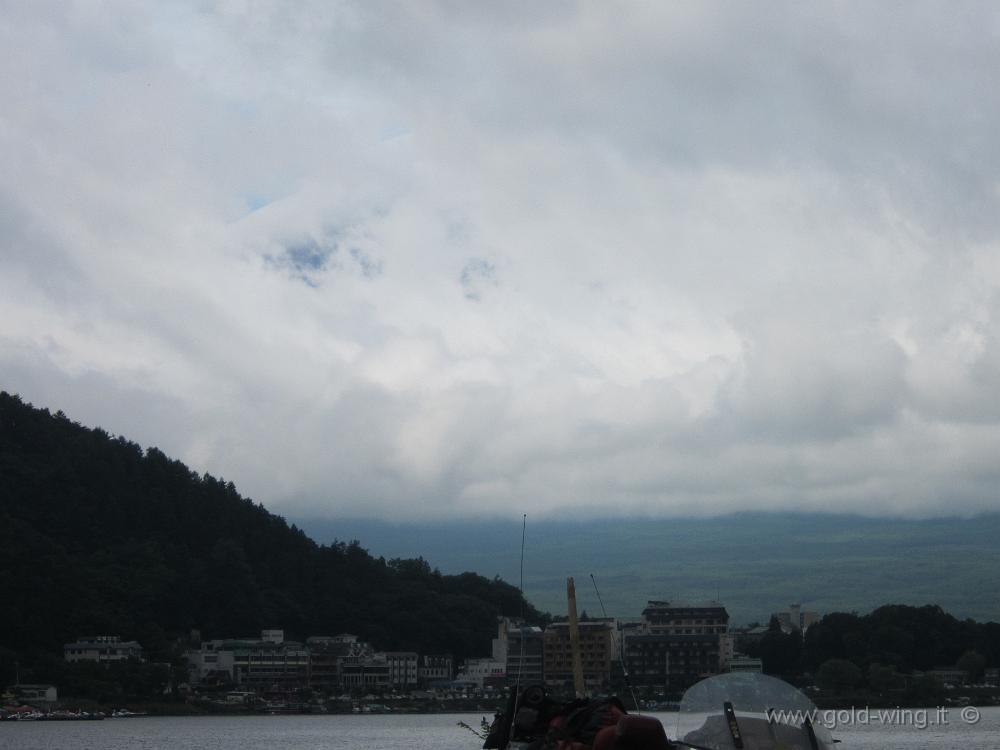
[{"left": 3, "top": 2, "right": 1000, "bottom": 520}]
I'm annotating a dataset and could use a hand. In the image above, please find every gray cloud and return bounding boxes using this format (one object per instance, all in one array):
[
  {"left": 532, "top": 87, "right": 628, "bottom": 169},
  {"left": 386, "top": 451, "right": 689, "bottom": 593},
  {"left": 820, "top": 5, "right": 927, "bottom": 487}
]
[
  {"left": 459, "top": 257, "right": 498, "bottom": 301},
  {"left": 3, "top": 2, "right": 1000, "bottom": 521},
  {"left": 350, "top": 247, "right": 383, "bottom": 279}
]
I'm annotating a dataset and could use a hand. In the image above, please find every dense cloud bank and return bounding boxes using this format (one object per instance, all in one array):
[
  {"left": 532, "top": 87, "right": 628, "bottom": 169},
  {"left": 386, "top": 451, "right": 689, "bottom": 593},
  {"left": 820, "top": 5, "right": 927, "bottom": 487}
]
[{"left": 3, "top": 3, "right": 1000, "bottom": 519}]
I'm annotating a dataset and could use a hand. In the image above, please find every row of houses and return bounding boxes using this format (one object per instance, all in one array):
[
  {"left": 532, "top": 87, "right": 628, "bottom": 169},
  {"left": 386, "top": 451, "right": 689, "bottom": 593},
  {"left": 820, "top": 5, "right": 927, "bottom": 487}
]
[
  {"left": 59, "top": 603, "right": 815, "bottom": 670},
  {"left": 60, "top": 599, "right": 780, "bottom": 696},
  {"left": 184, "top": 630, "right": 453, "bottom": 692},
  {"left": 178, "top": 602, "right": 751, "bottom": 695},
  {"left": 63, "top": 635, "right": 145, "bottom": 663},
  {"left": 42, "top": 600, "right": 1000, "bottom": 701}
]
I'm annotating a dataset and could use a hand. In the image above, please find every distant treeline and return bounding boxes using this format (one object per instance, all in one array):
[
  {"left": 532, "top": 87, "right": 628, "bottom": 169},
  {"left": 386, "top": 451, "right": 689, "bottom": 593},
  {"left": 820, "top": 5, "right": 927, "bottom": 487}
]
[
  {"left": 0, "top": 392, "right": 546, "bottom": 686},
  {"left": 746, "top": 604, "right": 1000, "bottom": 689}
]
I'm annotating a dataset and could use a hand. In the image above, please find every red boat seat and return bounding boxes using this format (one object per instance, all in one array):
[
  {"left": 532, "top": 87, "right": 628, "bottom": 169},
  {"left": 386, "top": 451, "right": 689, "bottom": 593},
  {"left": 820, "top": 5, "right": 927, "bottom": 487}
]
[
  {"left": 612, "top": 715, "right": 672, "bottom": 749},
  {"left": 592, "top": 724, "right": 618, "bottom": 750}
]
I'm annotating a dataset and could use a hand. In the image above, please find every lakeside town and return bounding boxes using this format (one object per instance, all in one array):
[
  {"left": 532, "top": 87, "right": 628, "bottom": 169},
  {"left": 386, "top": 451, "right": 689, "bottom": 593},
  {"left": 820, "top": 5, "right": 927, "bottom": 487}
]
[{"left": 5, "top": 599, "right": 999, "bottom": 719}]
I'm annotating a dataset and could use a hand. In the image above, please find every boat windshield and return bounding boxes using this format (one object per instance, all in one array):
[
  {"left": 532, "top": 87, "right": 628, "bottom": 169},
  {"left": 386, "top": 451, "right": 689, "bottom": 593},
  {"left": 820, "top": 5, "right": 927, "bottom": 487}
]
[{"left": 675, "top": 672, "right": 835, "bottom": 750}]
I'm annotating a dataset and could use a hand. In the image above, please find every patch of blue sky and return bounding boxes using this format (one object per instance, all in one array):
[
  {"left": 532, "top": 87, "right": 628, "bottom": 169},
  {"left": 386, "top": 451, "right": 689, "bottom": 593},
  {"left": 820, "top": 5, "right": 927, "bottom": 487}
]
[
  {"left": 240, "top": 188, "right": 295, "bottom": 215},
  {"left": 244, "top": 194, "right": 273, "bottom": 212},
  {"left": 378, "top": 125, "right": 412, "bottom": 142}
]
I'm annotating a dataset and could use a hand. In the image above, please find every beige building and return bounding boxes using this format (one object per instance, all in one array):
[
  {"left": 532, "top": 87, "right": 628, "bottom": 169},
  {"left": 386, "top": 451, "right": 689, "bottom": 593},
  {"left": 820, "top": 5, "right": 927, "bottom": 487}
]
[{"left": 543, "top": 619, "right": 615, "bottom": 692}]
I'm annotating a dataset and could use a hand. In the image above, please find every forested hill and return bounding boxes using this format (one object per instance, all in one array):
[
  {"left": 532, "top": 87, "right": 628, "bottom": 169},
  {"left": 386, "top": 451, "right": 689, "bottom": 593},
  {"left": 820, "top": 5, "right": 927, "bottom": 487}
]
[{"left": 0, "top": 391, "right": 545, "bottom": 667}]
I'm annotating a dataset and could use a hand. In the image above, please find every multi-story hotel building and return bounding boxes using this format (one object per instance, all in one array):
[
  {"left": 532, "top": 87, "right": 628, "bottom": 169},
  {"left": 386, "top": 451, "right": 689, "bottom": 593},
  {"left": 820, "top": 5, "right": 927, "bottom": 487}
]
[{"left": 624, "top": 601, "right": 729, "bottom": 690}]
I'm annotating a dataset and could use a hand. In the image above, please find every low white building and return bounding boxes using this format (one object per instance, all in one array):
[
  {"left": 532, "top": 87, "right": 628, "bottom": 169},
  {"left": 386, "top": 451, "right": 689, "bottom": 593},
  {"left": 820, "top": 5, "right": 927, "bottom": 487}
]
[
  {"left": 187, "top": 645, "right": 237, "bottom": 682},
  {"left": 456, "top": 657, "right": 506, "bottom": 688},
  {"left": 185, "top": 630, "right": 308, "bottom": 688},
  {"left": 419, "top": 654, "right": 453, "bottom": 684},
  {"left": 926, "top": 668, "right": 967, "bottom": 685},
  {"left": 8, "top": 684, "right": 58, "bottom": 704},
  {"left": 64, "top": 636, "right": 144, "bottom": 663},
  {"left": 728, "top": 655, "right": 764, "bottom": 673}
]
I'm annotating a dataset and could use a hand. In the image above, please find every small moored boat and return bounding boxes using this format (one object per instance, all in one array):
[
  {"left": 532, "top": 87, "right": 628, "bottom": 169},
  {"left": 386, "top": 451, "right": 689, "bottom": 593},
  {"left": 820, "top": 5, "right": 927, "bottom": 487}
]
[{"left": 482, "top": 672, "right": 837, "bottom": 750}]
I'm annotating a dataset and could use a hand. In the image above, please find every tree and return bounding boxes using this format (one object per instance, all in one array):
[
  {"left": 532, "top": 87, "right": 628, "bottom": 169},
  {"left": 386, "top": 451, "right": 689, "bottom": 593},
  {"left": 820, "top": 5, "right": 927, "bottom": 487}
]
[
  {"left": 868, "top": 662, "right": 898, "bottom": 693},
  {"left": 816, "top": 658, "right": 862, "bottom": 692},
  {"left": 957, "top": 650, "right": 986, "bottom": 683},
  {"left": 758, "top": 626, "right": 802, "bottom": 677},
  {"left": 905, "top": 673, "right": 944, "bottom": 703}
]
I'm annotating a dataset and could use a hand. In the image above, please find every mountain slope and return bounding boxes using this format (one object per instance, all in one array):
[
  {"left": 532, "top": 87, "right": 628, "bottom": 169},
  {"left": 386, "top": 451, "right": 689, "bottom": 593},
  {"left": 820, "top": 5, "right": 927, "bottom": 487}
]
[{"left": 0, "top": 391, "right": 544, "bottom": 669}]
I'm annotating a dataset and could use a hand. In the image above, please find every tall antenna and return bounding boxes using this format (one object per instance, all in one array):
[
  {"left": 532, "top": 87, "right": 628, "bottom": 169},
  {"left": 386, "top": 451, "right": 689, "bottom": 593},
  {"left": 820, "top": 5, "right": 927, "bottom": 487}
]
[
  {"left": 519, "top": 513, "right": 526, "bottom": 618},
  {"left": 591, "top": 573, "right": 639, "bottom": 711},
  {"left": 514, "top": 513, "right": 527, "bottom": 694}
]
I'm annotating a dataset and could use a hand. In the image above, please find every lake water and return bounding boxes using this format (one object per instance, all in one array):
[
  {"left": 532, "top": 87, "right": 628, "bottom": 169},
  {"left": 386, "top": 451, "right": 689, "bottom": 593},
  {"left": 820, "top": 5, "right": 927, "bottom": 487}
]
[{"left": 2, "top": 708, "right": 998, "bottom": 749}]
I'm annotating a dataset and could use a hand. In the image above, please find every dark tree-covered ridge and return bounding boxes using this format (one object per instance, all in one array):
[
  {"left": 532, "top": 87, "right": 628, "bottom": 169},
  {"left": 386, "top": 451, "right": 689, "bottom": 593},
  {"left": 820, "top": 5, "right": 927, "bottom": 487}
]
[
  {"left": 801, "top": 603, "right": 1000, "bottom": 674},
  {"left": 744, "top": 603, "right": 1000, "bottom": 683},
  {"left": 0, "top": 391, "right": 545, "bottom": 669}
]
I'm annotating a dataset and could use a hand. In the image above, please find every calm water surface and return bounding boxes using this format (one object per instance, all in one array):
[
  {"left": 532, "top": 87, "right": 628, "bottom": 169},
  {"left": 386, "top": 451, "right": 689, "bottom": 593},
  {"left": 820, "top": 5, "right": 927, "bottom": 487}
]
[{"left": 2, "top": 708, "right": 998, "bottom": 749}]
